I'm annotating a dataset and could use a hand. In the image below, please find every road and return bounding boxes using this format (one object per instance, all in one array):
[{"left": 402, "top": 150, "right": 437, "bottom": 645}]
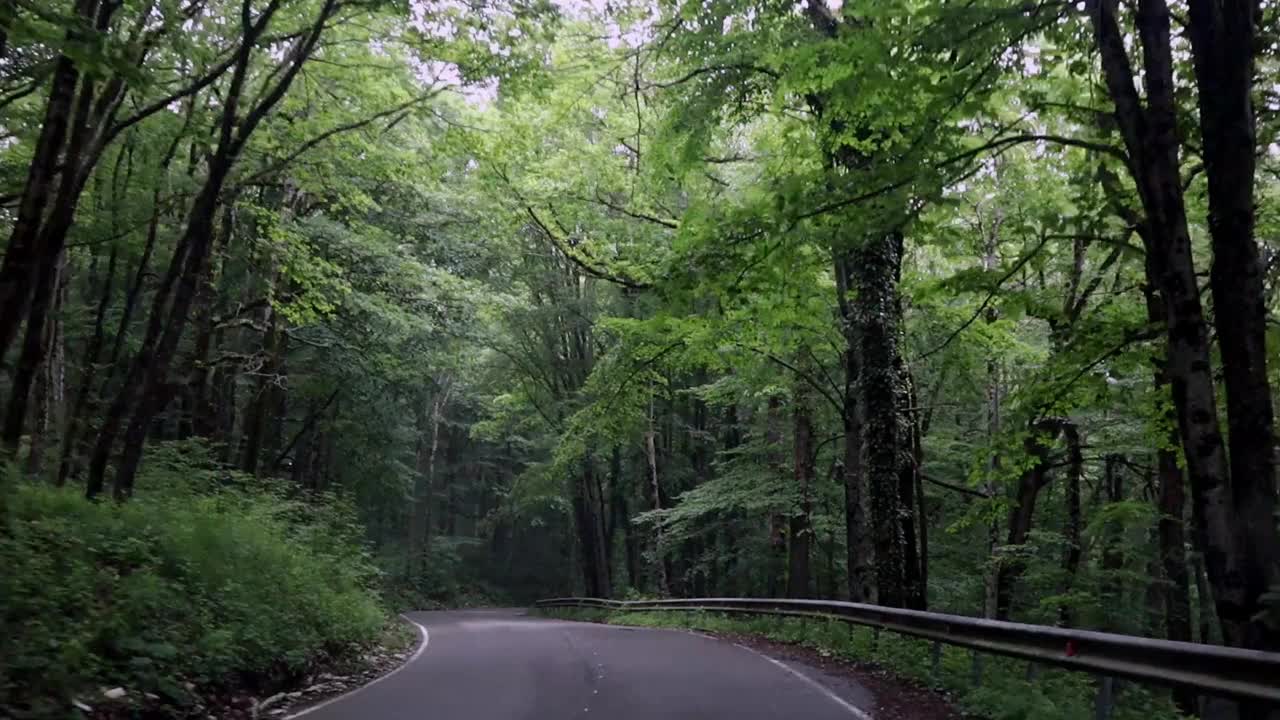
[{"left": 290, "top": 608, "right": 879, "bottom": 720}]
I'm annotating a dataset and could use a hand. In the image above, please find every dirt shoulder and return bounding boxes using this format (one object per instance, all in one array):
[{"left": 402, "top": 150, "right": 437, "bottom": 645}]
[{"left": 718, "top": 631, "right": 962, "bottom": 720}]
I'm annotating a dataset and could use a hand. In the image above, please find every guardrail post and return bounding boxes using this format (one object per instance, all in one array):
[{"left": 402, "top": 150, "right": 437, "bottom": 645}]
[
  {"left": 1094, "top": 676, "right": 1114, "bottom": 720},
  {"left": 929, "top": 641, "right": 942, "bottom": 686},
  {"left": 1199, "top": 695, "right": 1243, "bottom": 720},
  {"left": 970, "top": 650, "right": 983, "bottom": 688}
]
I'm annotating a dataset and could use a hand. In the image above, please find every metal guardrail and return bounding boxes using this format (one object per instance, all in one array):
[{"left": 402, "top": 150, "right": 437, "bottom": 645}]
[{"left": 533, "top": 596, "right": 1280, "bottom": 704}]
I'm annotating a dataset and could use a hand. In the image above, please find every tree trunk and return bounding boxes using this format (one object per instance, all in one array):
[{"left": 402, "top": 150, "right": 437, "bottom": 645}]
[
  {"left": 606, "top": 446, "right": 623, "bottom": 588},
  {"left": 241, "top": 301, "right": 280, "bottom": 475},
  {"left": 835, "top": 251, "right": 875, "bottom": 603},
  {"left": 1058, "top": 422, "right": 1084, "bottom": 626},
  {"left": 24, "top": 268, "right": 66, "bottom": 477},
  {"left": 86, "top": 0, "right": 337, "bottom": 500},
  {"left": 995, "top": 420, "right": 1061, "bottom": 620},
  {"left": 1, "top": 68, "right": 96, "bottom": 452},
  {"left": 721, "top": 404, "right": 743, "bottom": 597},
  {"left": 764, "top": 394, "right": 787, "bottom": 597},
  {"left": 856, "top": 230, "right": 907, "bottom": 608},
  {"left": 1, "top": 0, "right": 124, "bottom": 423},
  {"left": 1100, "top": 455, "right": 1126, "bottom": 630},
  {"left": 108, "top": 189, "right": 162, "bottom": 371},
  {"left": 1193, "top": 552, "right": 1217, "bottom": 644},
  {"left": 610, "top": 446, "right": 641, "bottom": 591},
  {"left": 89, "top": 169, "right": 228, "bottom": 499},
  {"left": 787, "top": 384, "right": 814, "bottom": 599},
  {"left": 1187, "top": 0, "right": 1280, "bottom": 657},
  {"left": 57, "top": 243, "right": 117, "bottom": 486},
  {"left": 1088, "top": 0, "right": 1258, "bottom": 655},
  {"left": 644, "top": 417, "right": 671, "bottom": 595},
  {"left": 572, "top": 457, "right": 611, "bottom": 599},
  {"left": 981, "top": 231, "right": 1003, "bottom": 619},
  {"left": 0, "top": 0, "right": 92, "bottom": 362},
  {"left": 1142, "top": 258, "right": 1195, "bottom": 652},
  {"left": 898, "top": 358, "right": 926, "bottom": 610},
  {"left": 185, "top": 205, "right": 232, "bottom": 441},
  {"left": 1159, "top": 443, "right": 1197, "bottom": 714},
  {"left": 409, "top": 390, "right": 447, "bottom": 579}
]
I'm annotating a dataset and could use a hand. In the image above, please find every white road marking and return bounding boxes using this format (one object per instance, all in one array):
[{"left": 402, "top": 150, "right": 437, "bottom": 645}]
[
  {"left": 286, "top": 615, "right": 430, "bottom": 719},
  {"left": 732, "top": 642, "right": 875, "bottom": 720}
]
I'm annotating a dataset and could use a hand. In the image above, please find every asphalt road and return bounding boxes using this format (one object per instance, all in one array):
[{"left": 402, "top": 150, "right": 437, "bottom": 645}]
[{"left": 290, "top": 608, "right": 878, "bottom": 720}]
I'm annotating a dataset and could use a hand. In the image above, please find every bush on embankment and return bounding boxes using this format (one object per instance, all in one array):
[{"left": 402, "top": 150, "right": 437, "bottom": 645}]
[{"left": 0, "top": 443, "right": 386, "bottom": 719}]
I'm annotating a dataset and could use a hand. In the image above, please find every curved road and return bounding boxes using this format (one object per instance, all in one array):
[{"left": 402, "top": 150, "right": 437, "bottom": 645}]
[{"left": 291, "top": 609, "right": 878, "bottom": 719}]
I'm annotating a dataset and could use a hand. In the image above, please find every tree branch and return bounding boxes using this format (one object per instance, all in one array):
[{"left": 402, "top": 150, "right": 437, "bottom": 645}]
[
  {"left": 923, "top": 474, "right": 991, "bottom": 498},
  {"left": 523, "top": 206, "right": 652, "bottom": 290},
  {"left": 915, "top": 231, "right": 1053, "bottom": 360}
]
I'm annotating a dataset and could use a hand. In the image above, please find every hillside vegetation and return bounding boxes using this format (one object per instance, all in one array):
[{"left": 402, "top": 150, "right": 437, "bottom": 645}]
[{"left": 1, "top": 0, "right": 1278, "bottom": 717}]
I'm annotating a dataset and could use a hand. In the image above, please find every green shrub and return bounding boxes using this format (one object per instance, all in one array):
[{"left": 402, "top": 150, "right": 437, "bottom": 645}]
[{"left": 0, "top": 446, "right": 386, "bottom": 719}]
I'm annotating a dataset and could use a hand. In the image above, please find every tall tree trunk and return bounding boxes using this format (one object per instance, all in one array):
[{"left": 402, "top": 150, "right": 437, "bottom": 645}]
[
  {"left": 765, "top": 394, "right": 787, "bottom": 598},
  {"left": 1100, "top": 455, "right": 1126, "bottom": 630},
  {"left": 835, "top": 251, "right": 874, "bottom": 603},
  {"left": 1141, "top": 261, "right": 1195, "bottom": 651},
  {"left": 644, "top": 408, "right": 671, "bottom": 595},
  {"left": 107, "top": 165, "right": 169, "bottom": 372},
  {"left": 85, "top": 0, "right": 337, "bottom": 500},
  {"left": 89, "top": 170, "right": 227, "bottom": 499},
  {"left": 1193, "top": 553, "right": 1217, "bottom": 644},
  {"left": 721, "top": 404, "right": 743, "bottom": 597},
  {"left": 898, "top": 358, "right": 926, "bottom": 610},
  {"left": 57, "top": 243, "right": 117, "bottom": 485},
  {"left": 1187, "top": 0, "right": 1280, "bottom": 657},
  {"left": 606, "top": 446, "right": 623, "bottom": 588},
  {"left": 609, "top": 446, "right": 641, "bottom": 591},
  {"left": 856, "top": 230, "right": 907, "bottom": 608},
  {"left": 788, "top": 384, "right": 814, "bottom": 599},
  {"left": 1, "top": 0, "right": 126, "bottom": 429},
  {"left": 981, "top": 230, "right": 1003, "bottom": 619},
  {"left": 572, "top": 458, "right": 611, "bottom": 598},
  {"left": 241, "top": 302, "right": 280, "bottom": 475},
  {"left": 1158, "top": 443, "right": 1197, "bottom": 714},
  {"left": 23, "top": 265, "right": 66, "bottom": 477},
  {"left": 0, "top": 0, "right": 92, "bottom": 363},
  {"left": 442, "top": 430, "right": 459, "bottom": 537},
  {"left": 185, "top": 205, "right": 232, "bottom": 441},
  {"left": 1058, "top": 422, "right": 1084, "bottom": 626},
  {"left": 1089, "top": 0, "right": 1258, "bottom": 656},
  {"left": 409, "top": 389, "right": 447, "bottom": 579},
  {"left": 1, "top": 65, "right": 98, "bottom": 453},
  {"left": 995, "top": 420, "right": 1061, "bottom": 620}
]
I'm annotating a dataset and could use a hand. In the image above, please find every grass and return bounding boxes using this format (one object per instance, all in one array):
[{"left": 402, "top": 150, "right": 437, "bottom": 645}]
[{"left": 536, "top": 607, "right": 1190, "bottom": 720}]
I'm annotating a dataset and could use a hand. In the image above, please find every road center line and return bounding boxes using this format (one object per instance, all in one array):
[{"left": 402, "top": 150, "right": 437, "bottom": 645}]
[{"left": 286, "top": 614, "right": 431, "bottom": 719}]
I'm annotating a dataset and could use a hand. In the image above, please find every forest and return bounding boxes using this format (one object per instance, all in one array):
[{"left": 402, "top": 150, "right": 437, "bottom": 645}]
[{"left": 0, "top": 0, "right": 1278, "bottom": 717}]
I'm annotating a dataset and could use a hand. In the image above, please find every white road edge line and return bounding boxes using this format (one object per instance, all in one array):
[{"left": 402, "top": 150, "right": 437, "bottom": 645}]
[
  {"left": 285, "top": 614, "right": 431, "bottom": 719},
  {"left": 731, "top": 642, "right": 875, "bottom": 720}
]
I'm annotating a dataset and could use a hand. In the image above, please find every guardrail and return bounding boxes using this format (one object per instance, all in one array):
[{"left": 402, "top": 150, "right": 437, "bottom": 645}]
[{"left": 533, "top": 596, "right": 1280, "bottom": 705}]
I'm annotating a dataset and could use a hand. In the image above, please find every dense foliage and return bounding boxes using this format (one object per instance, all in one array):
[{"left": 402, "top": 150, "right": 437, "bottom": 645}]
[
  {"left": 0, "top": 445, "right": 384, "bottom": 716},
  {"left": 2, "top": 0, "right": 1279, "bottom": 716}
]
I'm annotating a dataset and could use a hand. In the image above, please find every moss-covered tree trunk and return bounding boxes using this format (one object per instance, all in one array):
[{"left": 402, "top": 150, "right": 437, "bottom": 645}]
[{"left": 854, "top": 230, "right": 907, "bottom": 608}]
